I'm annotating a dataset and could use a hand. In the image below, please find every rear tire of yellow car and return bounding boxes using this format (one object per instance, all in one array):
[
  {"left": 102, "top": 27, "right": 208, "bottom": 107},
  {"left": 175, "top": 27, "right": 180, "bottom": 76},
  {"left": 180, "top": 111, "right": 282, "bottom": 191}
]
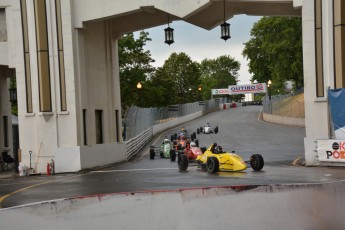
[
  {"left": 250, "top": 154, "right": 264, "bottom": 171},
  {"left": 207, "top": 157, "right": 219, "bottom": 173},
  {"left": 178, "top": 154, "right": 188, "bottom": 171}
]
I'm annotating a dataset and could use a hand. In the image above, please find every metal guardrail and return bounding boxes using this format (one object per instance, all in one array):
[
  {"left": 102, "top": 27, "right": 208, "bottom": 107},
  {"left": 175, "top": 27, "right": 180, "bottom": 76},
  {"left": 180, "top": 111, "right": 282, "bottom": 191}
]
[
  {"left": 125, "top": 128, "right": 153, "bottom": 160},
  {"left": 123, "top": 99, "right": 221, "bottom": 160}
]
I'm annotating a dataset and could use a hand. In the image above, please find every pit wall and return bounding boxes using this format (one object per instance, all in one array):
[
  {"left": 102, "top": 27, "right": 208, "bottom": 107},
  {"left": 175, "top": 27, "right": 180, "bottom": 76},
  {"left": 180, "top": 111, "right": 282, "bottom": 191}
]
[{"left": 1, "top": 182, "right": 344, "bottom": 230}]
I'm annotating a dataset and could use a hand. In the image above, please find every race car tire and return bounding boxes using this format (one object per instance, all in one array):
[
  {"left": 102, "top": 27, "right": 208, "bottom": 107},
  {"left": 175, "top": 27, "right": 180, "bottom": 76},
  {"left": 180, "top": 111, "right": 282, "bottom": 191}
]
[
  {"left": 170, "top": 150, "right": 176, "bottom": 162},
  {"left": 170, "top": 135, "right": 174, "bottom": 142},
  {"left": 250, "top": 154, "right": 264, "bottom": 171},
  {"left": 194, "top": 139, "right": 199, "bottom": 147},
  {"left": 178, "top": 154, "right": 189, "bottom": 171},
  {"left": 177, "top": 150, "right": 184, "bottom": 156},
  {"left": 200, "top": 127, "right": 203, "bottom": 132},
  {"left": 214, "top": 126, "right": 219, "bottom": 134},
  {"left": 200, "top": 146, "right": 207, "bottom": 153},
  {"left": 174, "top": 133, "right": 178, "bottom": 140},
  {"left": 178, "top": 144, "right": 182, "bottom": 150},
  {"left": 191, "top": 132, "right": 196, "bottom": 141},
  {"left": 207, "top": 157, "right": 219, "bottom": 173},
  {"left": 197, "top": 129, "right": 200, "bottom": 134},
  {"left": 200, "top": 163, "right": 207, "bottom": 171},
  {"left": 150, "top": 148, "right": 155, "bottom": 160}
]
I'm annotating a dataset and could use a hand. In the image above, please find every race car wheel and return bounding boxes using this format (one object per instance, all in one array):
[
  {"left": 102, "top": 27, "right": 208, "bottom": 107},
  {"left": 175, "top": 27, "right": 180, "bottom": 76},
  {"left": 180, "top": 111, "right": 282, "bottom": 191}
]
[
  {"left": 150, "top": 148, "right": 155, "bottom": 160},
  {"left": 200, "top": 146, "right": 207, "bottom": 153},
  {"left": 197, "top": 128, "right": 200, "bottom": 134},
  {"left": 178, "top": 144, "right": 182, "bottom": 150},
  {"left": 170, "top": 135, "right": 174, "bottom": 142},
  {"left": 194, "top": 139, "right": 199, "bottom": 147},
  {"left": 250, "top": 154, "right": 264, "bottom": 171},
  {"left": 200, "top": 164, "right": 207, "bottom": 171},
  {"left": 207, "top": 157, "right": 219, "bottom": 173},
  {"left": 178, "top": 154, "right": 189, "bottom": 171},
  {"left": 214, "top": 126, "right": 219, "bottom": 134},
  {"left": 174, "top": 133, "right": 178, "bottom": 140},
  {"left": 170, "top": 150, "right": 176, "bottom": 162},
  {"left": 200, "top": 127, "right": 203, "bottom": 132}
]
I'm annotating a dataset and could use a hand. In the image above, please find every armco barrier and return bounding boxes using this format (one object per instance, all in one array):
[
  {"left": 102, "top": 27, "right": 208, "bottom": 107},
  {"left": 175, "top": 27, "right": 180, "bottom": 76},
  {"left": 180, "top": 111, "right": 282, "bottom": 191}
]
[
  {"left": 125, "top": 128, "right": 153, "bottom": 160},
  {"left": 1, "top": 182, "right": 344, "bottom": 230}
]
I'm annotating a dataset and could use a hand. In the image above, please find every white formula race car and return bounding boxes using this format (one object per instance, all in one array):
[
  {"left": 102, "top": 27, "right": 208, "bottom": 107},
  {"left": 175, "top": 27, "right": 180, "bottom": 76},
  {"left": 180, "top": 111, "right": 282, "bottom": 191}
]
[{"left": 197, "top": 123, "right": 218, "bottom": 134}]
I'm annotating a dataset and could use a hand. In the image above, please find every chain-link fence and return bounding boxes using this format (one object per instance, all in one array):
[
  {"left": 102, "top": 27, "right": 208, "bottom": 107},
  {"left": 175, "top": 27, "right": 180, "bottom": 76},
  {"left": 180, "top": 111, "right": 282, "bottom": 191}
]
[
  {"left": 262, "top": 89, "right": 304, "bottom": 118},
  {"left": 122, "top": 99, "right": 220, "bottom": 141}
]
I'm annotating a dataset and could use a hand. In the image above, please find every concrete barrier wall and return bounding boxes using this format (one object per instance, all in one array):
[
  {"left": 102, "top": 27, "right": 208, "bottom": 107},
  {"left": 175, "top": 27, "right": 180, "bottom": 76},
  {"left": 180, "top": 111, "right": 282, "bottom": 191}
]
[
  {"left": 263, "top": 112, "right": 305, "bottom": 127},
  {"left": 153, "top": 111, "right": 203, "bottom": 136},
  {"left": 1, "top": 182, "right": 344, "bottom": 230}
]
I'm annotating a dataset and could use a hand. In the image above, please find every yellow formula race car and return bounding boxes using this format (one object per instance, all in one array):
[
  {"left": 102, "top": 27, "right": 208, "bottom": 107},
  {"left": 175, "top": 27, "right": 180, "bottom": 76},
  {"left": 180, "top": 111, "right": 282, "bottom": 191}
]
[{"left": 178, "top": 143, "right": 264, "bottom": 173}]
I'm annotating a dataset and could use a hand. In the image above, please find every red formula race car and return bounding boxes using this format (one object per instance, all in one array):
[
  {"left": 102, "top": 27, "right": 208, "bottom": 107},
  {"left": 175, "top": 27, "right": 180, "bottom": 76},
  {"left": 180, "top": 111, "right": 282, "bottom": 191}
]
[
  {"left": 171, "top": 128, "right": 197, "bottom": 150},
  {"left": 180, "top": 140, "right": 204, "bottom": 161}
]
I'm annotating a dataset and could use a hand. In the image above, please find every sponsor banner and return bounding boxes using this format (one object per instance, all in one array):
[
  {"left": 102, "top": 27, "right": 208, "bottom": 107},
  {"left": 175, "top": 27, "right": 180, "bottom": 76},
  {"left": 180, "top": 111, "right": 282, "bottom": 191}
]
[
  {"left": 228, "top": 83, "right": 267, "bottom": 95},
  {"left": 328, "top": 89, "right": 345, "bottom": 139},
  {"left": 317, "top": 140, "right": 345, "bottom": 162},
  {"left": 212, "top": 88, "right": 229, "bottom": 95}
]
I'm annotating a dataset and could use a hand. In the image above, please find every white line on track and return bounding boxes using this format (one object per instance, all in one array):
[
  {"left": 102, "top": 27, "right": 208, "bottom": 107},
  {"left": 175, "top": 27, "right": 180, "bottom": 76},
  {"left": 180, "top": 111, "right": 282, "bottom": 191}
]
[{"left": 91, "top": 167, "right": 196, "bottom": 173}]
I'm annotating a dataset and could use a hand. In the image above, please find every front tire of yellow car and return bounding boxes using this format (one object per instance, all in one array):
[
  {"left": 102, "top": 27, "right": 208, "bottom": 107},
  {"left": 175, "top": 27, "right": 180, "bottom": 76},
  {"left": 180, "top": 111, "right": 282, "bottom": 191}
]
[{"left": 206, "top": 157, "right": 219, "bottom": 173}]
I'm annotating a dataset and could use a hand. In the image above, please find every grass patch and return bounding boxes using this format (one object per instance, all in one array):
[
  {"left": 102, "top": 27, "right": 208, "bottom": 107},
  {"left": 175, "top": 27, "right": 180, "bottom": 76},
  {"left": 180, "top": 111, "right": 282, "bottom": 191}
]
[{"left": 272, "top": 93, "right": 305, "bottom": 118}]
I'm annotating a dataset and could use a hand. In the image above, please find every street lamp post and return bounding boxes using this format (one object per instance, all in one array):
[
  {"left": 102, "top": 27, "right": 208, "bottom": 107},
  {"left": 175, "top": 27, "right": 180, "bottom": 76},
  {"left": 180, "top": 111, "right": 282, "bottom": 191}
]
[
  {"left": 198, "top": 85, "right": 202, "bottom": 100},
  {"left": 136, "top": 82, "right": 142, "bottom": 107},
  {"left": 267, "top": 80, "right": 272, "bottom": 113}
]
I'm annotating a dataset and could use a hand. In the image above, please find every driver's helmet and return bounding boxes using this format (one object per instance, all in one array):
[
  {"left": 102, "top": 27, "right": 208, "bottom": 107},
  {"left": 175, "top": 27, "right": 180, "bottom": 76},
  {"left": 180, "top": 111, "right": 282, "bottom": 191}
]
[
  {"left": 214, "top": 146, "right": 222, "bottom": 153},
  {"left": 206, "top": 123, "right": 210, "bottom": 127},
  {"left": 163, "top": 138, "right": 170, "bottom": 144},
  {"left": 190, "top": 142, "right": 197, "bottom": 147},
  {"left": 181, "top": 127, "right": 186, "bottom": 132}
]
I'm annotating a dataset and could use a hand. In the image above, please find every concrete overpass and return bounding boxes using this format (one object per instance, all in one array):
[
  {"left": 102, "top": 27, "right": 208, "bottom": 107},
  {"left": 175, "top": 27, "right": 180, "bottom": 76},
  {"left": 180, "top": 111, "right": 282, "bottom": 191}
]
[{"left": 0, "top": 0, "right": 343, "bottom": 173}]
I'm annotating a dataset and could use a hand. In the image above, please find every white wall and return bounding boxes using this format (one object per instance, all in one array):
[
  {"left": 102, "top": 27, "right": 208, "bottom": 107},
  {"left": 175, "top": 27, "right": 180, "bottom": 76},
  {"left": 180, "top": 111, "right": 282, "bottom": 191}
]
[
  {"left": 0, "top": 42, "right": 8, "bottom": 65},
  {"left": 302, "top": 0, "right": 338, "bottom": 166},
  {"left": 55, "top": 142, "right": 126, "bottom": 173}
]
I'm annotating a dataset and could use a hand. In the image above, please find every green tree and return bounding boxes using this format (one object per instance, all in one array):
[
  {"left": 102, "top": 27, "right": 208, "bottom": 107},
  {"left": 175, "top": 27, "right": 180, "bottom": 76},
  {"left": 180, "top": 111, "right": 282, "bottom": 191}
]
[
  {"left": 200, "top": 55, "right": 240, "bottom": 100},
  {"left": 118, "top": 31, "right": 155, "bottom": 109},
  {"left": 242, "top": 16, "right": 303, "bottom": 93},
  {"left": 150, "top": 52, "right": 201, "bottom": 105}
]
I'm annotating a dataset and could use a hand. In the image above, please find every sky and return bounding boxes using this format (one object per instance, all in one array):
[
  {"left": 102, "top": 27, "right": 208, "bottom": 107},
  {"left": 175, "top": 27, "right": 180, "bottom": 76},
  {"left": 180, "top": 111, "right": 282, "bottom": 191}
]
[{"left": 140, "top": 15, "right": 261, "bottom": 85}]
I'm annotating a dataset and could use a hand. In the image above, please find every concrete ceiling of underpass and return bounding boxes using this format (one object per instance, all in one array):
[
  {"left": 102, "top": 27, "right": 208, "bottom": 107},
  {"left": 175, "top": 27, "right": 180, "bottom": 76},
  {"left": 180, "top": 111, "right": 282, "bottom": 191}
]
[{"left": 106, "top": 1, "right": 301, "bottom": 35}]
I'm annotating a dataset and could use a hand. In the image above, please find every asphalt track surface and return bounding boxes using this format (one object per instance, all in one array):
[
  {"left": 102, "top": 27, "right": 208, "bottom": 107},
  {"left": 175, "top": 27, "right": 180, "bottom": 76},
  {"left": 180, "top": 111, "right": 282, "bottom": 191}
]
[{"left": 1, "top": 106, "right": 344, "bottom": 208}]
